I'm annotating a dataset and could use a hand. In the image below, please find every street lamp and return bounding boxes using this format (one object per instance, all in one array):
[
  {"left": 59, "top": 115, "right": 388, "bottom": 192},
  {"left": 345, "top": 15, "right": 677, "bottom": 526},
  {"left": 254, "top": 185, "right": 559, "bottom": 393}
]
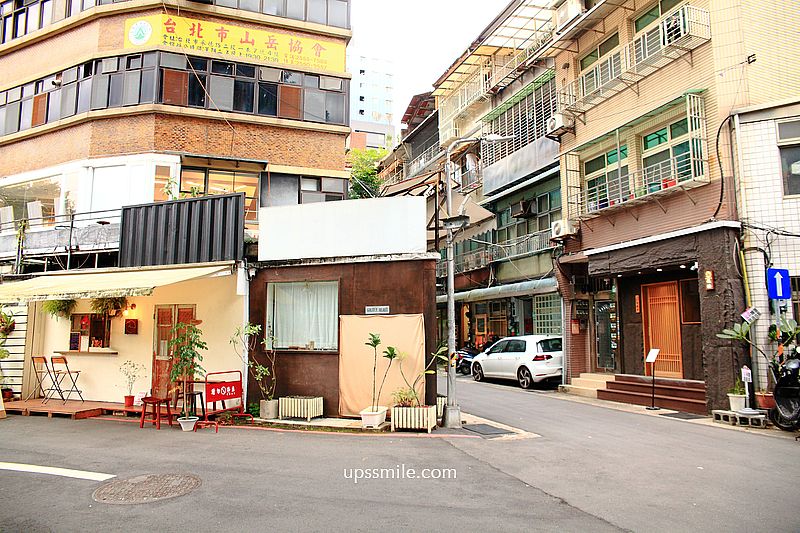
[{"left": 442, "top": 133, "right": 515, "bottom": 429}]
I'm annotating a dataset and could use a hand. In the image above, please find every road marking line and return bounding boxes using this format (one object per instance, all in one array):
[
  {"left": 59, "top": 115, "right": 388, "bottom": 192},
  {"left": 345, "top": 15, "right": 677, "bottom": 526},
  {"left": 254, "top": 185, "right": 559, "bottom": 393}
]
[{"left": 0, "top": 462, "right": 115, "bottom": 481}]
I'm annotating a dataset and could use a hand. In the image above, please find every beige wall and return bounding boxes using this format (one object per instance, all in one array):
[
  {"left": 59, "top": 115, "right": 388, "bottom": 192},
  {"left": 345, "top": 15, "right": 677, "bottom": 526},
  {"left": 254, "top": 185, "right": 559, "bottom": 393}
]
[
  {"left": 38, "top": 273, "right": 245, "bottom": 402},
  {"left": 552, "top": 0, "right": 783, "bottom": 249}
]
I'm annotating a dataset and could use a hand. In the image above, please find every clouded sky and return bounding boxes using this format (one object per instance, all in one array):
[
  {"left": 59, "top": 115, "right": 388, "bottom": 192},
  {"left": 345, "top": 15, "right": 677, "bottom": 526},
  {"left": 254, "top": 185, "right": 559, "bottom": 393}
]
[{"left": 349, "top": 0, "right": 511, "bottom": 132}]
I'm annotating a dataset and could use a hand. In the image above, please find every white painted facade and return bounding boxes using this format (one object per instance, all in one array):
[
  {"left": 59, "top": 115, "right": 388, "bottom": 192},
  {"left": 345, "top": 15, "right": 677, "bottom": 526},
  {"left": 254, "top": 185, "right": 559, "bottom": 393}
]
[{"left": 734, "top": 100, "right": 800, "bottom": 388}]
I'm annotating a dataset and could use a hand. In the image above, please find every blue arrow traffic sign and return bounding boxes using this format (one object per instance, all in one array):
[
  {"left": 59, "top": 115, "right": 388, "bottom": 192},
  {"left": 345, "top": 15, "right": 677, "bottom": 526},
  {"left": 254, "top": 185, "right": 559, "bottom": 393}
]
[{"left": 767, "top": 268, "right": 791, "bottom": 300}]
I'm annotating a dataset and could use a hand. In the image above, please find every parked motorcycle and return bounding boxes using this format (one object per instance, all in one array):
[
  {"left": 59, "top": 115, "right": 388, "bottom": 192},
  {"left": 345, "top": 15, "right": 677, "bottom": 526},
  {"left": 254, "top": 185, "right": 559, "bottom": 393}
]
[
  {"left": 455, "top": 345, "right": 481, "bottom": 375},
  {"left": 769, "top": 352, "right": 800, "bottom": 431}
]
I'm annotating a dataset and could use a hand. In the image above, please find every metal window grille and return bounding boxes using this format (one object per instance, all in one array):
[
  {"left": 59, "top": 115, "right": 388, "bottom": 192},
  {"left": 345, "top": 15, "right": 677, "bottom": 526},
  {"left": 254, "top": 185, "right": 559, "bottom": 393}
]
[
  {"left": 532, "top": 293, "right": 562, "bottom": 335},
  {"left": 483, "top": 77, "right": 556, "bottom": 168}
]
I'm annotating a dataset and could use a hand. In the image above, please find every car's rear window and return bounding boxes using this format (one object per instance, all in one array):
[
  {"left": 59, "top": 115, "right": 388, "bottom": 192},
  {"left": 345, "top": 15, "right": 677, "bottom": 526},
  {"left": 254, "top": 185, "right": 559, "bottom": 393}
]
[{"left": 538, "top": 338, "right": 562, "bottom": 352}]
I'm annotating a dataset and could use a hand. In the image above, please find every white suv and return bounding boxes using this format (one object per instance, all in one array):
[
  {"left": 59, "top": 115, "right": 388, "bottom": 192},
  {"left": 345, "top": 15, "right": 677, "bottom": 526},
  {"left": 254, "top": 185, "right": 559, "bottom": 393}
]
[{"left": 471, "top": 335, "right": 563, "bottom": 389}]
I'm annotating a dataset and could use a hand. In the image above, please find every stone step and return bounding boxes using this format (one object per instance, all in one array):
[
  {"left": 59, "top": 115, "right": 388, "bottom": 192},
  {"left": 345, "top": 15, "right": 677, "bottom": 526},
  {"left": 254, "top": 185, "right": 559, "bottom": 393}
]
[
  {"left": 597, "top": 388, "right": 707, "bottom": 415},
  {"left": 614, "top": 374, "right": 706, "bottom": 390},
  {"left": 578, "top": 373, "right": 617, "bottom": 382},
  {"left": 606, "top": 380, "right": 707, "bottom": 401},
  {"left": 571, "top": 377, "right": 612, "bottom": 389},
  {"left": 559, "top": 384, "right": 598, "bottom": 399}
]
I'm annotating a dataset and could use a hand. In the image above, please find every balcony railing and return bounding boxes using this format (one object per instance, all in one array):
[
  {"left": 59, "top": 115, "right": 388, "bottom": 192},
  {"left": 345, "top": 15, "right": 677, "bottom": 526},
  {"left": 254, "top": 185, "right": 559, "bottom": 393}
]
[
  {"left": 569, "top": 153, "right": 708, "bottom": 219},
  {"left": 408, "top": 143, "right": 445, "bottom": 178},
  {"left": 486, "top": 24, "right": 555, "bottom": 92},
  {"left": 558, "top": 4, "right": 711, "bottom": 115},
  {"left": 459, "top": 167, "right": 482, "bottom": 193},
  {"left": 435, "top": 229, "right": 553, "bottom": 277}
]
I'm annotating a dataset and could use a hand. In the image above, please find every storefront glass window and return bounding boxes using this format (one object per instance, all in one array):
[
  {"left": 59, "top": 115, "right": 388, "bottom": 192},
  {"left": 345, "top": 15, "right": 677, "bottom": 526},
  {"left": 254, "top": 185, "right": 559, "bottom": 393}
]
[{"left": 267, "top": 281, "right": 338, "bottom": 350}]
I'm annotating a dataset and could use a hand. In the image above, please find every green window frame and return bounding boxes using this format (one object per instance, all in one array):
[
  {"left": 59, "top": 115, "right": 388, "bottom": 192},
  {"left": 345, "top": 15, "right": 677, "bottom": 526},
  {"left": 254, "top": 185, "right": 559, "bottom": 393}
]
[
  {"left": 634, "top": 0, "right": 683, "bottom": 33},
  {"left": 579, "top": 33, "right": 620, "bottom": 71}
]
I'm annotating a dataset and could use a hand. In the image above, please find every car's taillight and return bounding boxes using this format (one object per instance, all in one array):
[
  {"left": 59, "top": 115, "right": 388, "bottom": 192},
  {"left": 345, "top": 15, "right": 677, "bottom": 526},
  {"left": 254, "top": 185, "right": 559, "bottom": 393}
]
[{"left": 532, "top": 354, "right": 552, "bottom": 361}]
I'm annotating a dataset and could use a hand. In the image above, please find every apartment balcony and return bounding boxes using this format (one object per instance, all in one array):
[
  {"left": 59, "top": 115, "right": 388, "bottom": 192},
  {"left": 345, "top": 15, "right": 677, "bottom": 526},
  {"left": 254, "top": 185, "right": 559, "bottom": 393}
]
[
  {"left": 408, "top": 143, "right": 445, "bottom": 178},
  {"left": 568, "top": 153, "right": 709, "bottom": 220},
  {"left": 435, "top": 229, "right": 553, "bottom": 278},
  {"left": 459, "top": 167, "right": 482, "bottom": 193},
  {"left": 557, "top": 5, "right": 711, "bottom": 116}
]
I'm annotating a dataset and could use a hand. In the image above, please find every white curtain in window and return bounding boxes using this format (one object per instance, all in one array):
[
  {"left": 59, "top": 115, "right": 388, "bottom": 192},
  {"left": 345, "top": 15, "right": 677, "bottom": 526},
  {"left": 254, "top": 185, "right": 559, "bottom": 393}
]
[{"left": 268, "top": 281, "right": 338, "bottom": 350}]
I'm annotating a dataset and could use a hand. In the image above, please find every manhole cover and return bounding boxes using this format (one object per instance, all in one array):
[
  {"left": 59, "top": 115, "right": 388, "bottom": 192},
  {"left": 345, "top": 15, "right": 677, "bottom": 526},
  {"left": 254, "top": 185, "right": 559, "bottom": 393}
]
[
  {"left": 462, "top": 423, "right": 513, "bottom": 436},
  {"left": 92, "top": 474, "right": 201, "bottom": 505}
]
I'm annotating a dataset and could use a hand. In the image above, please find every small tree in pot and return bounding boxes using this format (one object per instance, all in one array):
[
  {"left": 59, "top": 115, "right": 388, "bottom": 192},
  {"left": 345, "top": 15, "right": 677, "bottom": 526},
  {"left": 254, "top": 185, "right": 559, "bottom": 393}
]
[
  {"left": 119, "top": 360, "right": 146, "bottom": 407},
  {"left": 168, "top": 322, "right": 206, "bottom": 431},
  {"left": 360, "top": 333, "right": 398, "bottom": 429},
  {"left": 230, "top": 323, "right": 278, "bottom": 419},
  {"left": 390, "top": 344, "right": 448, "bottom": 432}
]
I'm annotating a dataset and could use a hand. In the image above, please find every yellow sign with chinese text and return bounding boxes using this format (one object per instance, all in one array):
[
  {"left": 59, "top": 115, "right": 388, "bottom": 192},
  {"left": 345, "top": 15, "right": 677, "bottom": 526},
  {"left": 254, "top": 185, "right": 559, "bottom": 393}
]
[{"left": 124, "top": 14, "right": 346, "bottom": 74}]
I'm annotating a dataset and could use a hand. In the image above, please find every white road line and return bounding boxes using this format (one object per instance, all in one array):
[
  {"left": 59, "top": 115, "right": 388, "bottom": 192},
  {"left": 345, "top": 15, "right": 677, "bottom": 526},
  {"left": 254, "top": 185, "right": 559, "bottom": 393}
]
[{"left": 0, "top": 462, "right": 115, "bottom": 481}]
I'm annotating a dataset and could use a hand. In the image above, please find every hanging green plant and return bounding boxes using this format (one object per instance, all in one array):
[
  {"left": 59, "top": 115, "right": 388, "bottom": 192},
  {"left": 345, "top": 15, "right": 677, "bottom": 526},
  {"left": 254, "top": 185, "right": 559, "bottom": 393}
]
[
  {"left": 0, "top": 305, "right": 15, "bottom": 337},
  {"left": 90, "top": 297, "right": 128, "bottom": 318},
  {"left": 42, "top": 299, "right": 77, "bottom": 320}
]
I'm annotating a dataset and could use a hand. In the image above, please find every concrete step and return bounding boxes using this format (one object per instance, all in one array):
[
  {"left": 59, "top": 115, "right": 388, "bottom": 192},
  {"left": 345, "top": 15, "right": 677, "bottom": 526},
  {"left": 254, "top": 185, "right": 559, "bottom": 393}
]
[
  {"left": 571, "top": 377, "right": 612, "bottom": 389},
  {"left": 559, "top": 384, "right": 598, "bottom": 399},
  {"left": 614, "top": 374, "right": 706, "bottom": 390},
  {"left": 606, "top": 380, "right": 706, "bottom": 401},
  {"left": 597, "top": 388, "right": 707, "bottom": 415},
  {"left": 578, "top": 373, "right": 617, "bottom": 382}
]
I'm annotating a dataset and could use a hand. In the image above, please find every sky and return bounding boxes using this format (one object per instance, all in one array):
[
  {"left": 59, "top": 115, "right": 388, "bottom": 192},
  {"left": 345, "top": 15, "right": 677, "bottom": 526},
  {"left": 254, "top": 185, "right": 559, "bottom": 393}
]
[{"left": 349, "top": 0, "right": 512, "bottom": 134}]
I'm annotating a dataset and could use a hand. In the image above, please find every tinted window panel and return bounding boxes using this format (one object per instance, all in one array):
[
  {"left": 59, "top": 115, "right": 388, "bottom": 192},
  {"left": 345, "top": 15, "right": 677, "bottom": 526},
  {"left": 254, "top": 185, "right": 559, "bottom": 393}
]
[
  {"left": 308, "top": 0, "right": 326, "bottom": 23},
  {"left": 188, "top": 74, "right": 206, "bottom": 107},
  {"left": 304, "top": 90, "right": 324, "bottom": 122},
  {"left": 209, "top": 75, "right": 234, "bottom": 111},
  {"left": 257, "top": 83, "right": 278, "bottom": 116},
  {"left": 233, "top": 79, "right": 254, "bottom": 113}
]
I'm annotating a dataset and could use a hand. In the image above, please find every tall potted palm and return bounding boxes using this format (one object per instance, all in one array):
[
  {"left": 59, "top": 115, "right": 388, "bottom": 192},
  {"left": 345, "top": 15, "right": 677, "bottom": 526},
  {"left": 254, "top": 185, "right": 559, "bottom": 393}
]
[
  {"left": 168, "top": 322, "right": 207, "bottom": 431},
  {"left": 360, "top": 333, "right": 398, "bottom": 428}
]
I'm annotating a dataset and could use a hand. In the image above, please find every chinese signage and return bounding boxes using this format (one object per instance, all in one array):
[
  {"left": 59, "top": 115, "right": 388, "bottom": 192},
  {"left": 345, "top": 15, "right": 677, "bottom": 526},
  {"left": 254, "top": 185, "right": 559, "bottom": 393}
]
[
  {"left": 124, "top": 15, "right": 346, "bottom": 73},
  {"left": 206, "top": 380, "right": 242, "bottom": 403}
]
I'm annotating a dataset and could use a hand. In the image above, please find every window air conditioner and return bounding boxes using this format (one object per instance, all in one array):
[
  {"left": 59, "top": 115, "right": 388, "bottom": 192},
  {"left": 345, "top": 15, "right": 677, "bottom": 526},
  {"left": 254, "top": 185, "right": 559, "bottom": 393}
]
[
  {"left": 553, "top": 0, "right": 585, "bottom": 33},
  {"left": 550, "top": 218, "right": 577, "bottom": 240},
  {"left": 546, "top": 112, "right": 575, "bottom": 140}
]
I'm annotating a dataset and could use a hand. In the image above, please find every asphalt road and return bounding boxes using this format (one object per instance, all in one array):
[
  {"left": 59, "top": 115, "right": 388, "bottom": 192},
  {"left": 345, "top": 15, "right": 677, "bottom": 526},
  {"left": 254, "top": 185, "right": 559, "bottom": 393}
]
[
  {"left": 2, "top": 377, "right": 799, "bottom": 533},
  {"left": 441, "top": 372, "right": 800, "bottom": 533},
  {"left": 0, "top": 415, "right": 615, "bottom": 533}
]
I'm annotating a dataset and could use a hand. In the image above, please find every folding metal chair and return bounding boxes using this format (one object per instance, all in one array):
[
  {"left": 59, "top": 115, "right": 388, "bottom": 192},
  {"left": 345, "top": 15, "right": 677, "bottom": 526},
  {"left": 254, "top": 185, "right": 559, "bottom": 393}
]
[
  {"left": 26, "top": 356, "right": 64, "bottom": 404},
  {"left": 51, "top": 356, "right": 84, "bottom": 403}
]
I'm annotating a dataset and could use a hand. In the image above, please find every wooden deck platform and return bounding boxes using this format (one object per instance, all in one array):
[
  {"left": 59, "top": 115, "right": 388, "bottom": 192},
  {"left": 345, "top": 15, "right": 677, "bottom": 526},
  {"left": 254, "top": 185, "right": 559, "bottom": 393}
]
[{"left": 3, "top": 399, "right": 175, "bottom": 420}]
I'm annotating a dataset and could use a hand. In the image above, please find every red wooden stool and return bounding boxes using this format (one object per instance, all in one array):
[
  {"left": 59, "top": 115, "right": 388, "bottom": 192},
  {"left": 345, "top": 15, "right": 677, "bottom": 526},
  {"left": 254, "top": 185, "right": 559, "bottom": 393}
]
[{"left": 139, "top": 396, "right": 173, "bottom": 429}]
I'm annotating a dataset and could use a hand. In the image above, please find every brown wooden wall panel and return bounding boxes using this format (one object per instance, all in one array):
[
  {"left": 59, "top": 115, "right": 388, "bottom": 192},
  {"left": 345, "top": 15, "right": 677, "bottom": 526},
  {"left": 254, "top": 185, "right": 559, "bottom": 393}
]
[
  {"left": 248, "top": 259, "right": 437, "bottom": 416},
  {"left": 31, "top": 94, "right": 48, "bottom": 127},
  {"left": 161, "top": 69, "right": 188, "bottom": 106},
  {"left": 278, "top": 85, "right": 302, "bottom": 120}
]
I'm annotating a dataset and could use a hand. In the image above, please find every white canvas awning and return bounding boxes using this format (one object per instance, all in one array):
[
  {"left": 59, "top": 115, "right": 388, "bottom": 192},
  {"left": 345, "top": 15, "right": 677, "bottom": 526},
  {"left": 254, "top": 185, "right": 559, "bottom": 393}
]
[
  {"left": 436, "top": 277, "right": 557, "bottom": 304},
  {"left": 0, "top": 262, "right": 234, "bottom": 302}
]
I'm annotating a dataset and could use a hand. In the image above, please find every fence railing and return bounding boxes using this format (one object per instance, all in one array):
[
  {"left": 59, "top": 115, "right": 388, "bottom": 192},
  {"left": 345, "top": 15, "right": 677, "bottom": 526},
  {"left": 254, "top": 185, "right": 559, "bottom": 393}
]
[
  {"left": 569, "top": 153, "right": 708, "bottom": 217},
  {"left": 435, "top": 230, "right": 553, "bottom": 277},
  {"left": 558, "top": 4, "right": 711, "bottom": 113}
]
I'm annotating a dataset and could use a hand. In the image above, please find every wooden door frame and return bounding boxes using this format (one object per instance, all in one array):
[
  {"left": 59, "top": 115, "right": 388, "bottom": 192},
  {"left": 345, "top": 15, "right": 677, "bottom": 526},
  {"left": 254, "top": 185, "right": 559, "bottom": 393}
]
[
  {"left": 151, "top": 304, "right": 196, "bottom": 394},
  {"left": 641, "top": 281, "right": 683, "bottom": 378}
]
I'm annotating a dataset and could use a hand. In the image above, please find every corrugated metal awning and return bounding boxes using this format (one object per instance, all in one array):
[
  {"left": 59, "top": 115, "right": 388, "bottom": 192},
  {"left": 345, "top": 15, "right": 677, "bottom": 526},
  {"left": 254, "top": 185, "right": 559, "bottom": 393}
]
[
  {"left": 436, "top": 277, "right": 557, "bottom": 304},
  {"left": 0, "top": 263, "right": 234, "bottom": 302}
]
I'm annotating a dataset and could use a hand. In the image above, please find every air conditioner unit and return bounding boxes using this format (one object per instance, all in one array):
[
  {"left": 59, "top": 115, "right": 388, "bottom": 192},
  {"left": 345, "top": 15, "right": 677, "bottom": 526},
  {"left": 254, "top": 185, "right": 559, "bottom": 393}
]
[
  {"left": 553, "top": 0, "right": 585, "bottom": 33},
  {"left": 511, "top": 200, "right": 537, "bottom": 219},
  {"left": 546, "top": 112, "right": 575, "bottom": 139},
  {"left": 551, "top": 218, "right": 577, "bottom": 240}
]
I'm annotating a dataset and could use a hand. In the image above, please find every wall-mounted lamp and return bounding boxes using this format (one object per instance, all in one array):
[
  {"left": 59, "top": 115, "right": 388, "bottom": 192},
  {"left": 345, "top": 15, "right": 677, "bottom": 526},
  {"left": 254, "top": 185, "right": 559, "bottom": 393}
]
[{"left": 122, "top": 303, "right": 137, "bottom": 317}]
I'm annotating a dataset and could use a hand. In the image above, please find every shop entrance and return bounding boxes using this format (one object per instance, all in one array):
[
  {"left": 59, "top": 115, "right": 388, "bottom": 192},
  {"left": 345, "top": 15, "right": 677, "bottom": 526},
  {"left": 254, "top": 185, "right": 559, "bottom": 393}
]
[
  {"left": 595, "top": 300, "right": 617, "bottom": 371},
  {"left": 152, "top": 304, "right": 196, "bottom": 396},
  {"left": 642, "top": 282, "right": 683, "bottom": 378}
]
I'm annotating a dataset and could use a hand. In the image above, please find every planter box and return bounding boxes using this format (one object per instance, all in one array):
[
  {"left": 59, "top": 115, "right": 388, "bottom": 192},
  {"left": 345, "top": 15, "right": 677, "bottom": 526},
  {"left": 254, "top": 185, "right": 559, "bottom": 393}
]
[
  {"left": 391, "top": 405, "right": 437, "bottom": 433},
  {"left": 436, "top": 395, "right": 446, "bottom": 418},
  {"left": 279, "top": 396, "right": 323, "bottom": 421},
  {"left": 755, "top": 392, "right": 776, "bottom": 410},
  {"left": 728, "top": 393, "right": 746, "bottom": 412}
]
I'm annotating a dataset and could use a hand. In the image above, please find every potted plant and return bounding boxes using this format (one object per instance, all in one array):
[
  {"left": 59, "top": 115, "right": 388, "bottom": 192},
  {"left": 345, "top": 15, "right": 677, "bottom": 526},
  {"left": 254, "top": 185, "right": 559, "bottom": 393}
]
[
  {"left": 119, "top": 360, "right": 146, "bottom": 408},
  {"left": 42, "top": 299, "right": 77, "bottom": 320},
  {"left": 717, "top": 317, "right": 800, "bottom": 409},
  {"left": 168, "top": 322, "right": 207, "bottom": 432},
  {"left": 727, "top": 378, "right": 746, "bottom": 411},
  {"left": 0, "top": 309, "right": 13, "bottom": 400},
  {"left": 360, "top": 333, "right": 398, "bottom": 429},
  {"left": 90, "top": 297, "right": 128, "bottom": 318},
  {"left": 230, "top": 323, "right": 278, "bottom": 419},
  {"left": 755, "top": 389, "right": 776, "bottom": 409},
  {"left": 0, "top": 306, "right": 15, "bottom": 337},
  {"left": 390, "top": 344, "right": 448, "bottom": 433}
]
